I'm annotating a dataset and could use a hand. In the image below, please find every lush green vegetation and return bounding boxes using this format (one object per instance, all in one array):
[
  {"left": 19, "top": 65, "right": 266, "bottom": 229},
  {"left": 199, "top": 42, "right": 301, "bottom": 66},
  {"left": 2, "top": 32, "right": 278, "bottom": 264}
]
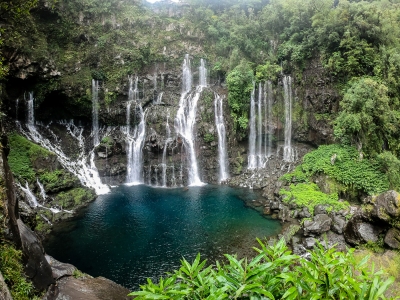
[
  {"left": 129, "top": 239, "right": 394, "bottom": 299},
  {"left": 282, "top": 144, "right": 391, "bottom": 196},
  {"left": 0, "top": 243, "right": 40, "bottom": 300},
  {"left": 54, "top": 188, "right": 96, "bottom": 209},
  {"left": 279, "top": 182, "right": 348, "bottom": 214},
  {"left": 8, "top": 134, "right": 53, "bottom": 181}
]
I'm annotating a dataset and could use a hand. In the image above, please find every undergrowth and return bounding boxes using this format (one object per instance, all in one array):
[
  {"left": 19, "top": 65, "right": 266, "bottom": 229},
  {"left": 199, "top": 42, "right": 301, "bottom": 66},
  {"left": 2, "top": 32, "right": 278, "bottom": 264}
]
[
  {"left": 281, "top": 144, "right": 390, "bottom": 196},
  {"left": 279, "top": 182, "right": 349, "bottom": 214},
  {"left": 0, "top": 243, "right": 40, "bottom": 300},
  {"left": 129, "top": 239, "right": 395, "bottom": 299}
]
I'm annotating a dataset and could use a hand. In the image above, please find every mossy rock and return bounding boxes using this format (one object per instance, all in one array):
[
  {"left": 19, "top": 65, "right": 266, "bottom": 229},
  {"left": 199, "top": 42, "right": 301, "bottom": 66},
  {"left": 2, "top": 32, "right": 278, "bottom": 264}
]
[{"left": 54, "top": 188, "right": 96, "bottom": 210}]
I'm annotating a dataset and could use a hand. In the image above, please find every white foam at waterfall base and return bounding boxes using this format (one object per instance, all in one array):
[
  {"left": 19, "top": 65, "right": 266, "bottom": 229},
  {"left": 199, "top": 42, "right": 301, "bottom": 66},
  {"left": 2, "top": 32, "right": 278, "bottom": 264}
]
[{"left": 214, "top": 93, "right": 229, "bottom": 182}]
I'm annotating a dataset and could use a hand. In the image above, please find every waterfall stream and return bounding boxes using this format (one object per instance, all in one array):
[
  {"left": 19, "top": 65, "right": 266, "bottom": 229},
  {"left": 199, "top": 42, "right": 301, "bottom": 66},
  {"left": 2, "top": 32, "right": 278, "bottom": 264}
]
[
  {"left": 214, "top": 93, "right": 229, "bottom": 182},
  {"left": 92, "top": 80, "right": 100, "bottom": 146},
  {"left": 174, "top": 55, "right": 205, "bottom": 186},
  {"left": 283, "top": 76, "right": 294, "bottom": 162},
  {"left": 126, "top": 76, "right": 146, "bottom": 185},
  {"left": 23, "top": 93, "right": 110, "bottom": 195}
]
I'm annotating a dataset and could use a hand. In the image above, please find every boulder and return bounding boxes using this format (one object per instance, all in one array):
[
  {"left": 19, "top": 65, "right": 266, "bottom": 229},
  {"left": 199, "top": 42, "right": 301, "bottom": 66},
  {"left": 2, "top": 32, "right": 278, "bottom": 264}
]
[
  {"left": 303, "top": 214, "right": 332, "bottom": 236},
  {"left": 384, "top": 228, "right": 400, "bottom": 249},
  {"left": 303, "top": 237, "right": 317, "bottom": 249},
  {"left": 331, "top": 215, "right": 347, "bottom": 234},
  {"left": 319, "top": 231, "right": 348, "bottom": 252},
  {"left": 370, "top": 190, "right": 400, "bottom": 223},
  {"left": 314, "top": 204, "right": 329, "bottom": 215},
  {"left": 45, "top": 255, "right": 77, "bottom": 280},
  {"left": 298, "top": 207, "right": 312, "bottom": 218},
  {"left": 344, "top": 214, "right": 384, "bottom": 245}
]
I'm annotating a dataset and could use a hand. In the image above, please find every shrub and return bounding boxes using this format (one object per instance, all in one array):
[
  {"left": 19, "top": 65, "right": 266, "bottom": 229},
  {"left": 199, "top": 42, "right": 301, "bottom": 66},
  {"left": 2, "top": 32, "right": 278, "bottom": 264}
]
[{"left": 129, "top": 239, "right": 394, "bottom": 299}]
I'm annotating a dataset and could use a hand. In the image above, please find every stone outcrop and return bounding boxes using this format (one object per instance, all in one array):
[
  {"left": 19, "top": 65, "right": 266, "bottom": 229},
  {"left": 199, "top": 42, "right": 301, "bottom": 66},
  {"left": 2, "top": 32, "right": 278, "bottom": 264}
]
[
  {"left": 384, "top": 228, "right": 400, "bottom": 249},
  {"left": 303, "top": 214, "right": 332, "bottom": 236}
]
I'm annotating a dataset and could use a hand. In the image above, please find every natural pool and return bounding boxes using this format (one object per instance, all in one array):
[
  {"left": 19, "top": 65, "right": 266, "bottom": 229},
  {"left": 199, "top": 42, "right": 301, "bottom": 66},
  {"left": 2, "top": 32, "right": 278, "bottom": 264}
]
[{"left": 44, "top": 184, "right": 281, "bottom": 289}]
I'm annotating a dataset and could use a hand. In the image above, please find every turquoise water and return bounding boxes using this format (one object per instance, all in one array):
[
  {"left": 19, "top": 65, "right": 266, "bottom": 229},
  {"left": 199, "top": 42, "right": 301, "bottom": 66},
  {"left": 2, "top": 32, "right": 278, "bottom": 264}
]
[{"left": 44, "top": 185, "right": 281, "bottom": 289}]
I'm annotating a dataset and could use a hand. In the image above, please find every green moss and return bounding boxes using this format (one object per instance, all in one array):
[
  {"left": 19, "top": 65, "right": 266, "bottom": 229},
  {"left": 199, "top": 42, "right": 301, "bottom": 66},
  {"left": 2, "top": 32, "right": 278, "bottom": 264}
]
[
  {"left": 54, "top": 188, "right": 96, "bottom": 209},
  {"left": 203, "top": 133, "right": 215, "bottom": 143},
  {"left": 8, "top": 134, "right": 53, "bottom": 181},
  {"left": 279, "top": 182, "right": 349, "bottom": 214}
]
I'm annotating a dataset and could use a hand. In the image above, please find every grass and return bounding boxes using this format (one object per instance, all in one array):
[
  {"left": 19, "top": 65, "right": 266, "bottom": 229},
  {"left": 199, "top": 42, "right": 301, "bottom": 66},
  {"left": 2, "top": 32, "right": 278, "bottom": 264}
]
[{"left": 354, "top": 249, "right": 400, "bottom": 298}]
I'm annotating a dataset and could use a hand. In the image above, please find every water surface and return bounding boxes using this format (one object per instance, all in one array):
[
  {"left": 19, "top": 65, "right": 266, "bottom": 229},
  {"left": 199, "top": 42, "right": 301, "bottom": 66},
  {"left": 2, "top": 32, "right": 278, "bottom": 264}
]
[{"left": 44, "top": 185, "right": 281, "bottom": 289}]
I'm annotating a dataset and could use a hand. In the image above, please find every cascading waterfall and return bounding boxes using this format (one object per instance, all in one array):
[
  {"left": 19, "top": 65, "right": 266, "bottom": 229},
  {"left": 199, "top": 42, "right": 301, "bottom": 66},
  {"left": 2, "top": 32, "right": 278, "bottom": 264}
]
[
  {"left": 174, "top": 55, "right": 205, "bottom": 186},
  {"left": 92, "top": 79, "right": 100, "bottom": 146},
  {"left": 199, "top": 59, "right": 207, "bottom": 87},
  {"left": 257, "top": 82, "right": 263, "bottom": 166},
  {"left": 248, "top": 83, "right": 274, "bottom": 169},
  {"left": 22, "top": 94, "right": 109, "bottom": 195},
  {"left": 283, "top": 75, "right": 294, "bottom": 162},
  {"left": 214, "top": 93, "right": 229, "bottom": 182},
  {"left": 248, "top": 84, "right": 257, "bottom": 169},
  {"left": 37, "top": 178, "right": 47, "bottom": 200},
  {"left": 266, "top": 81, "right": 273, "bottom": 157},
  {"left": 161, "top": 113, "right": 171, "bottom": 187},
  {"left": 126, "top": 76, "right": 146, "bottom": 185},
  {"left": 18, "top": 182, "right": 38, "bottom": 208}
]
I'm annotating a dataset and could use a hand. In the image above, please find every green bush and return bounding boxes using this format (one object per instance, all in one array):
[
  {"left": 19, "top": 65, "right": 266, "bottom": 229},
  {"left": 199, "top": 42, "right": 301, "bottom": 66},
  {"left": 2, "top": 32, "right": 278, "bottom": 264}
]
[
  {"left": 300, "top": 144, "right": 389, "bottom": 195},
  {"left": 129, "top": 239, "right": 394, "bottom": 299},
  {"left": 279, "top": 182, "right": 348, "bottom": 214},
  {"left": 203, "top": 133, "right": 215, "bottom": 143}
]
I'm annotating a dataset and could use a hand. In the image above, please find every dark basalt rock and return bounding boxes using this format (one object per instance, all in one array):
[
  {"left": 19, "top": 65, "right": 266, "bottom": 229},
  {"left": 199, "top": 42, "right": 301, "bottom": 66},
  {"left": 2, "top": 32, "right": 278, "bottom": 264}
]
[
  {"left": 384, "top": 228, "right": 400, "bottom": 249},
  {"left": 344, "top": 213, "right": 384, "bottom": 246},
  {"left": 331, "top": 215, "right": 347, "bottom": 235},
  {"left": 17, "top": 219, "right": 54, "bottom": 290},
  {"left": 45, "top": 255, "right": 77, "bottom": 280},
  {"left": 303, "top": 214, "right": 332, "bottom": 236}
]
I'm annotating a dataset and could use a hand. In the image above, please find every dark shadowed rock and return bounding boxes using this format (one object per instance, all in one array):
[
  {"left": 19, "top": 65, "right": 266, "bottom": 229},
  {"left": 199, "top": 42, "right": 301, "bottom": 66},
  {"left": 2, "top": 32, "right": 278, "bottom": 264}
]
[
  {"left": 0, "top": 271, "right": 13, "bottom": 300},
  {"left": 331, "top": 215, "right": 347, "bottom": 234},
  {"left": 314, "top": 204, "right": 329, "bottom": 215},
  {"left": 319, "top": 231, "right": 348, "bottom": 252},
  {"left": 384, "top": 228, "right": 400, "bottom": 249},
  {"left": 298, "top": 207, "right": 312, "bottom": 218},
  {"left": 303, "top": 214, "right": 332, "bottom": 236},
  {"left": 17, "top": 219, "right": 54, "bottom": 290},
  {"left": 344, "top": 214, "right": 384, "bottom": 245}
]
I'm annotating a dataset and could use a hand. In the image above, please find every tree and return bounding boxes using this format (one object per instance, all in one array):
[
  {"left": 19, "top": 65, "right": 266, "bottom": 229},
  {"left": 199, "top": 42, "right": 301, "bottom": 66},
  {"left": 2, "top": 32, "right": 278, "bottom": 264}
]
[{"left": 334, "top": 77, "right": 399, "bottom": 157}]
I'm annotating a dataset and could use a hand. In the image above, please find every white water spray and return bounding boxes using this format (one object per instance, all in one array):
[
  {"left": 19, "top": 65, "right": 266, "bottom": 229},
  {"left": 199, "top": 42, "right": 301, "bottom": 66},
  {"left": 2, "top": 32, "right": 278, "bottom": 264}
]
[
  {"left": 92, "top": 80, "right": 100, "bottom": 146},
  {"left": 283, "top": 76, "right": 294, "bottom": 162},
  {"left": 214, "top": 93, "right": 229, "bottom": 182},
  {"left": 175, "top": 55, "right": 205, "bottom": 186}
]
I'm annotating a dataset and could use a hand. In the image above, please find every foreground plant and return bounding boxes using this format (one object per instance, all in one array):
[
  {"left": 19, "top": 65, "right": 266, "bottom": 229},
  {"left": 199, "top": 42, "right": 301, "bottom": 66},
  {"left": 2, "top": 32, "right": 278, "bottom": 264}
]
[{"left": 129, "top": 239, "right": 395, "bottom": 299}]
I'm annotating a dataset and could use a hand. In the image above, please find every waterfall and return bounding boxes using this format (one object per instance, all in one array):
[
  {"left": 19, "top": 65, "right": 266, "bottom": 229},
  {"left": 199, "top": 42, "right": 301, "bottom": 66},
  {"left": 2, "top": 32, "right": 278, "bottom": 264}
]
[
  {"left": 92, "top": 80, "right": 100, "bottom": 146},
  {"left": 283, "top": 76, "right": 294, "bottom": 162},
  {"left": 257, "top": 82, "right": 263, "bottom": 166},
  {"left": 155, "top": 92, "right": 164, "bottom": 105},
  {"left": 126, "top": 77, "right": 146, "bottom": 185},
  {"left": 174, "top": 55, "right": 204, "bottom": 186},
  {"left": 27, "top": 92, "right": 35, "bottom": 128},
  {"left": 248, "top": 84, "right": 257, "bottom": 169},
  {"left": 161, "top": 113, "right": 171, "bottom": 187},
  {"left": 214, "top": 93, "right": 229, "bottom": 182},
  {"left": 18, "top": 182, "right": 38, "bottom": 208},
  {"left": 23, "top": 109, "right": 110, "bottom": 195},
  {"left": 37, "top": 178, "right": 47, "bottom": 200},
  {"left": 199, "top": 59, "right": 207, "bottom": 87},
  {"left": 266, "top": 81, "right": 273, "bottom": 157},
  {"left": 182, "top": 54, "right": 192, "bottom": 93}
]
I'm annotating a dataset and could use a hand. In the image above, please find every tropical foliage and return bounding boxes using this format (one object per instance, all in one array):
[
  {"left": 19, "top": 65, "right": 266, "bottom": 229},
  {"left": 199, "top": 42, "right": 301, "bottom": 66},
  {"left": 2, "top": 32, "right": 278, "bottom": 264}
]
[{"left": 129, "top": 239, "right": 394, "bottom": 299}]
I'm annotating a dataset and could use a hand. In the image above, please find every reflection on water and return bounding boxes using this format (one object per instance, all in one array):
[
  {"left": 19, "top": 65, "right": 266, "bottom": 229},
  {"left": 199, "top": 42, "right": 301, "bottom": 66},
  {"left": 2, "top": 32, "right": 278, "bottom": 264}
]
[{"left": 44, "top": 185, "right": 281, "bottom": 290}]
